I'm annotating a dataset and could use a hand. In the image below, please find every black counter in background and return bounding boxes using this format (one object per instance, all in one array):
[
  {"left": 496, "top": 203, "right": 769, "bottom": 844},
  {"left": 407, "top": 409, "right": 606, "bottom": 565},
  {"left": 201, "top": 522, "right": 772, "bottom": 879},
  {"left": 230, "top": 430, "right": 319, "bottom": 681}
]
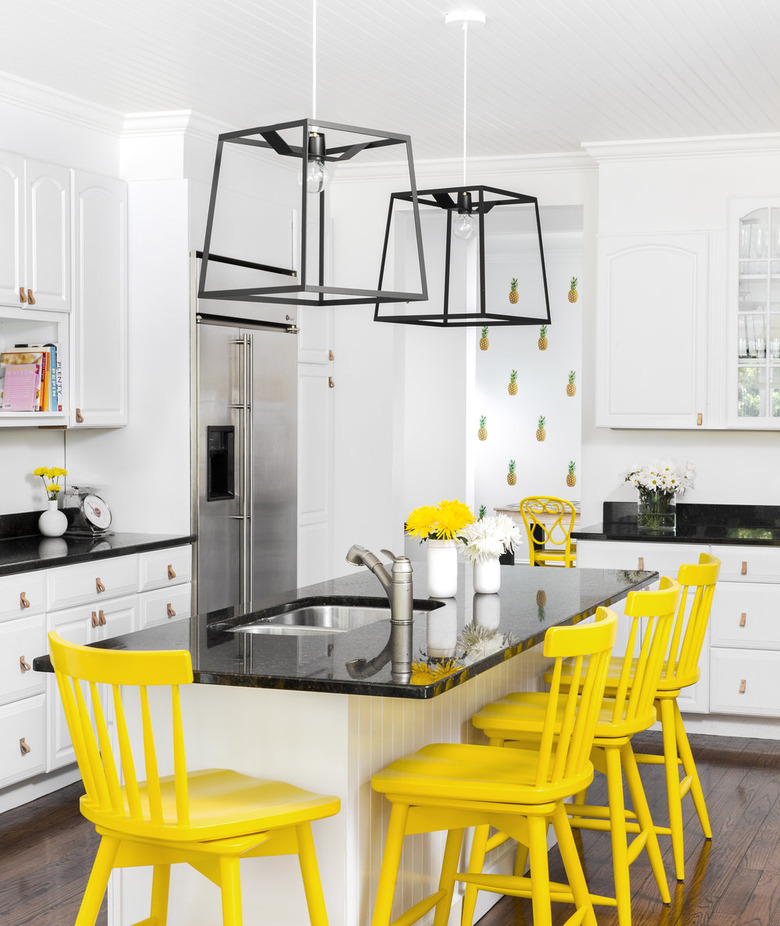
[{"left": 574, "top": 502, "right": 780, "bottom": 546}]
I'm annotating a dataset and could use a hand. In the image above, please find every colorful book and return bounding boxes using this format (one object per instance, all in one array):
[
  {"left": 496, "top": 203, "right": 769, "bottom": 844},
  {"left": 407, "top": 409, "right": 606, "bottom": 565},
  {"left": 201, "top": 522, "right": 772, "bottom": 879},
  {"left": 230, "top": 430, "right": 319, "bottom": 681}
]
[{"left": 0, "top": 362, "right": 40, "bottom": 411}]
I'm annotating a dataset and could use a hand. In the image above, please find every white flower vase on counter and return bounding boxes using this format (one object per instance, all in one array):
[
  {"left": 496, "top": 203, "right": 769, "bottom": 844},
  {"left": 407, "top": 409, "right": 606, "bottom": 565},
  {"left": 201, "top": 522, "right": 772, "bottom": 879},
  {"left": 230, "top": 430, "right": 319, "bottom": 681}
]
[
  {"left": 426, "top": 599, "right": 458, "bottom": 658},
  {"left": 426, "top": 539, "right": 458, "bottom": 598},
  {"left": 473, "top": 557, "right": 501, "bottom": 594},
  {"left": 38, "top": 500, "right": 68, "bottom": 538}
]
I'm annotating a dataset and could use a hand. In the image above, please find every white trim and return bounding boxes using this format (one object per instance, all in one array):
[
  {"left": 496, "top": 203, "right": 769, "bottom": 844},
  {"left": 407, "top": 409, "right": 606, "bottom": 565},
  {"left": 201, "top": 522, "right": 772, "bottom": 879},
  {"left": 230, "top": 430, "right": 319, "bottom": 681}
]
[
  {"left": 122, "top": 110, "right": 229, "bottom": 143},
  {"left": 583, "top": 133, "right": 780, "bottom": 162}
]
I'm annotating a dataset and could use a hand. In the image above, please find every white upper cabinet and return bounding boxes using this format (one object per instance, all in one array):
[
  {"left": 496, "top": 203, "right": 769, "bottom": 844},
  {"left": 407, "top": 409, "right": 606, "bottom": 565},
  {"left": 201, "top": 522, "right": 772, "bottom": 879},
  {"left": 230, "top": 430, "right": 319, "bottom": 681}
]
[
  {"left": 0, "top": 154, "right": 24, "bottom": 307},
  {"left": 596, "top": 232, "right": 711, "bottom": 429},
  {"left": 727, "top": 198, "right": 780, "bottom": 428},
  {"left": 71, "top": 171, "right": 128, "bottom": 428}
]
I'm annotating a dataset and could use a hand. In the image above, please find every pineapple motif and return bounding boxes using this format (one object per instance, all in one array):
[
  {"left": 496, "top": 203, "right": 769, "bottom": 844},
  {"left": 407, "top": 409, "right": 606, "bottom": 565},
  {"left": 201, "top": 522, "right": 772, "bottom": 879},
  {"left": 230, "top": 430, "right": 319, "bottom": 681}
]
[
  {"left": 509, "top": 278, "right": 519, "bottom": 304},
  {"left": 478, "top": 415, "right": 488, "bottom": 441},
  {"left": 508, "top": 370, "right": 518, "bottom": 395},
  {"left": 566, "top": 370, "right": 576, "bottom": 396},
  {"left": 536, "top": 589, "right": 547, "bottom": 607},
  {"left": 538, "top": 325, "right": 548, "bottom": 351},
  {"left": 566, "top": 461, "right": 577, "bottom": 487},
  {"left": 536, "top": 415, "right": 546, "bottom": 442},
  {"left": 479, "top": 326, "right": 489, "bottom": 351},
  {"left": 568, "top": 277, "right": 579, "bottom": 303},
  {"left": 478, "top": 505, "right": 486, "bottom": 520},
  {"left": 507, "top": 460, "right": 517, "bottom": 486}
]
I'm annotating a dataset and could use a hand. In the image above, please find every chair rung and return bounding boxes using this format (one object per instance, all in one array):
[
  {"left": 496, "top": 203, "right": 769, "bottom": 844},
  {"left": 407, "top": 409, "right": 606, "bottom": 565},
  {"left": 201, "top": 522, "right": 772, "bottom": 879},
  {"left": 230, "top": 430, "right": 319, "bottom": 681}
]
[
  {"left": 634, "top": 752, "right": 681, "bottom": 767},
  {"left": 129, "top": 918, "right": 159, "bottom": 926},
  {"left": 627, "top": 830, "right": 649, "bottom": 865},
  {"left": 485, "top": 830, "right": 512, "bottom": 853},
  {"left": 570, "top": 817, "right": 641, "bottom": 834},
  {"left": 458, "top": 871, "right": 575, "bottom": 903},
  {"left": 680, "top": 774, "right": 694, "bottom": 797},
  {"left": 569, "top": 803, "right": 638, "bottom": 822},
  {"left": 389, "top": 889, "right": 447, "bottom": 926},
  {"left": 589, "top": 893, "right": 618, "bottom": 907}
]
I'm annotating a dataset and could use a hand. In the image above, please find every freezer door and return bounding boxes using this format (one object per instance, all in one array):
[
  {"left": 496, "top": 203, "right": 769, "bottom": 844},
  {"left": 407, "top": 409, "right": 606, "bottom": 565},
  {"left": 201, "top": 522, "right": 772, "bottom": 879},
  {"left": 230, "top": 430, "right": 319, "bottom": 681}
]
[
  {"left": 247, "top": 327, "right": 298, "bottom": 603},
  {"left": 196, "top": 323, "right": 244, "bottom": 613}
]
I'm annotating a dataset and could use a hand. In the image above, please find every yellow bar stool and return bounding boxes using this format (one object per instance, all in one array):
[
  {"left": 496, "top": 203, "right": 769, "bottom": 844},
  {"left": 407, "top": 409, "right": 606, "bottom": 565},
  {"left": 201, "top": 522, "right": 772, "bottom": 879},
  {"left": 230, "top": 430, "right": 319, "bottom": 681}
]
[
  {"left": 520, "top": 495, "right": 577, "bottom": 567},
  {"left": 48, "top": 632, "right": 340, "bottom": 926},
  {"left": 370, "top": 607, "right": 618, "bottom": 926},
  {"left": 470, "top": 578, "right": 681, "bottom": 926}
]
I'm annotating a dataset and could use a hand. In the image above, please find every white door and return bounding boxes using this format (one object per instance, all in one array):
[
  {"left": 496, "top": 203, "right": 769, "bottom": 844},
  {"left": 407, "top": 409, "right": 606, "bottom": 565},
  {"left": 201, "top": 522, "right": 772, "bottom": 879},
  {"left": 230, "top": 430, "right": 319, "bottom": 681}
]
[{"left": 25, "top": 159, "right": 71, "bottom": 313}]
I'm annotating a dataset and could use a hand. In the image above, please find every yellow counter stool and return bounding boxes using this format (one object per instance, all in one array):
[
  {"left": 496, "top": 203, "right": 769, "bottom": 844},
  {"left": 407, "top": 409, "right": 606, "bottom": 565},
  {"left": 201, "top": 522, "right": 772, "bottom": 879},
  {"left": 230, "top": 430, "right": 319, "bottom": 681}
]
[
  {"left": 470, "top": 578, "right": 681, "bottom": 926},
  {"left": 48, "top": 632, "right": 340, "bottom": 926},
  {"left": 520, "top": 495, "right": 577, "bottom": 567},
  {"left": 370, "top": 607, "right": 618, "bottom": 926}
]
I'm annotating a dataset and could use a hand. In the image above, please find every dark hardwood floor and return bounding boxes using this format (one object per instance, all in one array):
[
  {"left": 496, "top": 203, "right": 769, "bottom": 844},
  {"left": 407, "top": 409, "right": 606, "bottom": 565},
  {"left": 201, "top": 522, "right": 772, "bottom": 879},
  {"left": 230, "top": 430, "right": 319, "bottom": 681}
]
[{"left": 0, "top": 731, "right": 778, "bottom": 925}]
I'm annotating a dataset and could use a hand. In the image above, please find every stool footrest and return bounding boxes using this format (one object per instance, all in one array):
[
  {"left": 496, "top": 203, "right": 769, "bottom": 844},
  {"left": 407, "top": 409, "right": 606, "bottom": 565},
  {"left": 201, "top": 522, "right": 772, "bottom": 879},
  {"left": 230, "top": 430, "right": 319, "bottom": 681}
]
[
  {"left": 458, "top": 871, "right": 575, "bottom": 904},
  {"left": 389, "top": 888, "right": 447, "bottom": 926}
]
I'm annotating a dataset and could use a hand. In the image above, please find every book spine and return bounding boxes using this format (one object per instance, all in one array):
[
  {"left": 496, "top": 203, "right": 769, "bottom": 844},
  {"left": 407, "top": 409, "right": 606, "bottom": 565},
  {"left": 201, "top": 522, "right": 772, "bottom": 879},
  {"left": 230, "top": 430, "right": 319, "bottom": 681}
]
[{"left": 48, "top": 345, "right": 58, "bottom": 412}]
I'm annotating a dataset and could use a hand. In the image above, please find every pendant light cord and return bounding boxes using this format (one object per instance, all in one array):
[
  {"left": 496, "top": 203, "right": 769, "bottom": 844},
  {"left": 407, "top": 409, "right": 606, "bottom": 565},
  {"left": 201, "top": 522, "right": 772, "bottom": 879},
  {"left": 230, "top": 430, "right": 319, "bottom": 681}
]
[
  {"left": 462, "top": 21, "right": 468, "bottom": 187},
  {"left": 312, "top": 0, "right": 317, "bottom": 120}
]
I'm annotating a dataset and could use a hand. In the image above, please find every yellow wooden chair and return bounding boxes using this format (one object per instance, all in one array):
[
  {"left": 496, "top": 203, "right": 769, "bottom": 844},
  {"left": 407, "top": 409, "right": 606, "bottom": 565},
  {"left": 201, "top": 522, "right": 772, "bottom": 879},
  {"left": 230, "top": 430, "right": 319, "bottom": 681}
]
[
  {"left": 470, "top": 578, "right": 681, "bottom": 926},
  {"left": 48, "top": 631, "right": 340, "bottom": 926},
  {"left": 520, "top": 495, "right": 577, "bottom": 567},
  {"left": 370, "top": 607, "right": 618, "bottom": 926}
]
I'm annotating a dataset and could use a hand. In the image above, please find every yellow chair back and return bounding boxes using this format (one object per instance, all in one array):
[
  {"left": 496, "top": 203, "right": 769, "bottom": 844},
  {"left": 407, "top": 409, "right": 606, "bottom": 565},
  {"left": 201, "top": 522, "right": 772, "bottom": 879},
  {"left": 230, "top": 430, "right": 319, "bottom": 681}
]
[
  {"left": 538, "top": 607, "right": 617, "bottom": 787},
  {"left": 520, "top": 496, "right": 577, "bottom": 567},
  {"left": 661, "top": 553, "right": 720, "bottom": 689},
  {"left": 49, "top": 631, "right": 194, "bottom": 831},
  {"left": 605, "top": 577, "right": 680, "bottom": 730}
]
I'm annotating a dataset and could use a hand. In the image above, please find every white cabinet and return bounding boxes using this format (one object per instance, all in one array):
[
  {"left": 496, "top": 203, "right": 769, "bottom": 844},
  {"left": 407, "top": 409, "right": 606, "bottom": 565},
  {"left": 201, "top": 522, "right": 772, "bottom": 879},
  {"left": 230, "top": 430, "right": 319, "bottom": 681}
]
[
  {"left": 596, "top": 232, "right": 711, "bottom": 429},
  {"left": 71, "top": 171, "right": 128, "bottom": 428},
  {"left": 727, "top": 198, "right": 780, "bottom": 427}
]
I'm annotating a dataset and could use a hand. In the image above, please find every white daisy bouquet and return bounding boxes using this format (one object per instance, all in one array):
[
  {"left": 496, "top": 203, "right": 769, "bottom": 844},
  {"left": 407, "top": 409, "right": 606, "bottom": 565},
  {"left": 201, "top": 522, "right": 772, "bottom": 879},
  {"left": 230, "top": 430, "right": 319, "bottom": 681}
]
[
  {"left": 624, "top": 459, "right": 695, "bottom": 498},
  {"left": 460, "top": 514, "right": 523, "bottom": 564}
]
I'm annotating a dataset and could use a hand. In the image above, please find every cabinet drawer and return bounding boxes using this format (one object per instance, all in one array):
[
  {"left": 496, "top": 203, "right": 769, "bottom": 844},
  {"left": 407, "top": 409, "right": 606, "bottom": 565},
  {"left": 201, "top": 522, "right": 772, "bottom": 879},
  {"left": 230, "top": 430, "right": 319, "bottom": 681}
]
[
  {"left": 576, "top": 540, "right": 708, "bottom": 575},
  {"left": 710, "top": 583, "right": 780, "bottom": 648},
  {"left": 139, "top": 584, "right": 192, "bottom": 628},
  {"left": 710, "top": 648, "right": 780, "bottom": 717},
  {"left": 48, "top": 593, "right": 138, "bottom": 642},
  {"left": 0, "top": 614, "right": 46, "bottom": 706},
  {"left": 0, "top": 694, "right": 46, "bottom": 787},
  {"left": 0, "top": 570, "right": 46, "bottom": 622},
  {"left": 47, "top": 554, "right": 138, "bottom": 610},
  {"left": 139, "top": 546, "right": 192, "bottom": 592},
  {"left": 714, "top": 545, "right": 780, "bottom": 582}
]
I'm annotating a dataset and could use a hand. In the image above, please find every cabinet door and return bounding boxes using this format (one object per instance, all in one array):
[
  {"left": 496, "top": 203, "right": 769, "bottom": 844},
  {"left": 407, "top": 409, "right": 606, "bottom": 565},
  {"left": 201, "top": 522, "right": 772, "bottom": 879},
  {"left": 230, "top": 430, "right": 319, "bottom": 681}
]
[
  {"left": 0, "top": 695, "right": 46, "bottom": 788},
  {"left": 24, "top": 159, "right": 70, "bottom": 313},
  {"left": 0, "top": 613, "right": 46, "bottom": 706},
  {"left": 596, "top": 233, "right": 710, "bottom": 429},
  {"left": 0, "top": 152, "right": 25, "bottom": 307},
  {"left": 71, "top": 171, "right": 128, "bottom": 427}
]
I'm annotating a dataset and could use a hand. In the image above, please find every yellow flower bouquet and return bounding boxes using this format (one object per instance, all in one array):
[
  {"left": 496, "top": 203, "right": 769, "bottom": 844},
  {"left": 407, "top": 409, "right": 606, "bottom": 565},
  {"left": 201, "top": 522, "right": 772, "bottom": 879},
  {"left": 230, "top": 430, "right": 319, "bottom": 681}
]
[
  {"left": 405, "top": 499, "right": 475, "bottom": 543},
  {"left": 34, "top": 466, "right": 68, "bottom": 501}
]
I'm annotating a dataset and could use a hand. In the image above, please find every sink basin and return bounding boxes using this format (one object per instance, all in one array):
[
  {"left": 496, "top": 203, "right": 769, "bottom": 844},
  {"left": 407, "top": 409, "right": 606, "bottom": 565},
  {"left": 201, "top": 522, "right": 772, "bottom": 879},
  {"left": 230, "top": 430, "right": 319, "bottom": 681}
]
[{"left": 224, "top": 600, "right": 434, "bottom": 635}]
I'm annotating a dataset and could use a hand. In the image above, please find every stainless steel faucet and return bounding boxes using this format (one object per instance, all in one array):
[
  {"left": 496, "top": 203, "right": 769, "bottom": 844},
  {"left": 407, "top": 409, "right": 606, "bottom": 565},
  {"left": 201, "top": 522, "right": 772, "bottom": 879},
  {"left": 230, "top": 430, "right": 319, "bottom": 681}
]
[{"left": 346, "top": 545, "right": 414, "bottom": 682}]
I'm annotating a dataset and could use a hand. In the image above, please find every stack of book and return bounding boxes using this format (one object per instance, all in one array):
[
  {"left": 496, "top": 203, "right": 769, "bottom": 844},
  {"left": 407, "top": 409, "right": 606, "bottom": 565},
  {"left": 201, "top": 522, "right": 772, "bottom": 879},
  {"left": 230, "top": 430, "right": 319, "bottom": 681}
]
[{"left": 0, "top": 345, "right": 62, "bottom": 412}]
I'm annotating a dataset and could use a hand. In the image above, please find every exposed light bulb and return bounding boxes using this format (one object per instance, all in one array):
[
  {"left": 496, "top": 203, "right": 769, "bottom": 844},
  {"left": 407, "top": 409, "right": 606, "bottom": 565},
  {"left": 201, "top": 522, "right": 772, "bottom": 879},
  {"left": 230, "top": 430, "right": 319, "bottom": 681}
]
[
  {"left": 306, "top": 132, "right": 327, "bottom": 195},
  {"left": 453, "top": 213, "right": 475, "bottom": 240}
]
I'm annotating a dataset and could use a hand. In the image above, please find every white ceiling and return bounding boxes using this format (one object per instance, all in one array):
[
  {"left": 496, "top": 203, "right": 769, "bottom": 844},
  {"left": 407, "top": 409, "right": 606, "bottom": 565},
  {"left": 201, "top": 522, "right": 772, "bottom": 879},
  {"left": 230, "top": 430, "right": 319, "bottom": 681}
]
[{"left": 5, "top": 0, "right": 780, "bottom": 160}]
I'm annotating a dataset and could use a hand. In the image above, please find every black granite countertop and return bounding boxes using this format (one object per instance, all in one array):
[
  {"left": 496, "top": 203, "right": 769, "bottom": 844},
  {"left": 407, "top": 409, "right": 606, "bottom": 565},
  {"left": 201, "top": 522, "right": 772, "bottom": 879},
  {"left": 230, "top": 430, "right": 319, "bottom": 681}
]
[
  {"left": 0, "top": 511, "right": 194, "bottom": 576},
  {"left": 34, "top": 563, "right": 656, "bottom": 699},
  {"left": 574, "top": 502, "right": 780, "bottom": 546}
]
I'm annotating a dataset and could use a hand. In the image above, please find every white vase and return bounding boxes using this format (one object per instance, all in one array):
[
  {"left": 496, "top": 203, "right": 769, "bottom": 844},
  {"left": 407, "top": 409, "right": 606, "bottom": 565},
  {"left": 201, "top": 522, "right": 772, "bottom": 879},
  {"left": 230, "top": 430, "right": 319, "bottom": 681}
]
[
  {"left": 426, "top": 599, "right": 458, "bottom": 658},
  {"left": 473, "top": 557, "right": 501, "bottom": 594},
  {"left": 38, "top": 499, "right": 68, "bottom": 537},
  {"left": 426, "top": 539, "right": 458, "bottom": 598}
]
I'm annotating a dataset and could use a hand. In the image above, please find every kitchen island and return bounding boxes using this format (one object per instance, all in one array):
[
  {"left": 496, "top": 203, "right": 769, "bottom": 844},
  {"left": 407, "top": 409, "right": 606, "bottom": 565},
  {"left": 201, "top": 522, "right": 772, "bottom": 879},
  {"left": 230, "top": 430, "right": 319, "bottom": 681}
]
[{"left": 37, "top": 562, "right": 656, "bottom": 926}]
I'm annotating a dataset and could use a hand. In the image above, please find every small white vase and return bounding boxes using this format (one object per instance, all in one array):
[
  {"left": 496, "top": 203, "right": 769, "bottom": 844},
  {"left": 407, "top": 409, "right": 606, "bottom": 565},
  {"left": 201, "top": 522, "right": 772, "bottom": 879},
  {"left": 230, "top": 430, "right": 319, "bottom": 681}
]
[
  {"left": 426, "top": 539, "right": 458, "bottom": 598},
  {"left": 426, "top": 599, "right": 458, "bottom": 658},
  {"left": 38, "top": 499, "right": 68, "bottom": 538},
  {"left": 473, "top": 557, "right": 501, "bottom": 594}
]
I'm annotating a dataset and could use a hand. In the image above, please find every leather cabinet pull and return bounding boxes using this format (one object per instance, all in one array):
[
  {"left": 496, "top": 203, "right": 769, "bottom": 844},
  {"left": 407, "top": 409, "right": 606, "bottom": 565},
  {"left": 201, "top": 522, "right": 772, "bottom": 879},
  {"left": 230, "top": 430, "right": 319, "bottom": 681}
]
[
  {"left": 96, "top": 578, "right": 106, "bottom": 593},
  {"left": 99, "top": 610, "right": 106, "bottom": 626},
  {"left": 91, "top": 611, "right": 99, "bottom": 628},
  {"left": 19, "top": 286, "right": 26, "bottom": 303},
  {"left": 19, "top": 738, "right": 31, "bottom": 756},
  {"left": 19, "top": 592, "right": 30, "bottom": 610},
  {"left": 741, "top": 561, "right": 748, "bottom": 575},
  {"left": 638, "top": 556, "right": 645, "bottom": 571},
  {"left": 167, "top": 564, "right": 176, "bottom": 580},
  {"left": 166, "top": 603, "right": 176, "bottom": 618},
  {"left": 27, "top": 289, "right": 35, "bottom": 305},
  {"left": 739, "top": 612, "right": 747, "bottom": 627},
  {"left": 75, "top": 408, "right": 84, "bottom": 423},
  {"left": 328, "top": 377, "right": 335, "bottom": 388},
  {"left": 696, "top": 412, "right": 703, "bottom": 426},
  {"left": 739, "top": 679, "right": 747, "bottom": 694},
  {"left": 19, "top": 656, "right": 31, "bottom": 673}
]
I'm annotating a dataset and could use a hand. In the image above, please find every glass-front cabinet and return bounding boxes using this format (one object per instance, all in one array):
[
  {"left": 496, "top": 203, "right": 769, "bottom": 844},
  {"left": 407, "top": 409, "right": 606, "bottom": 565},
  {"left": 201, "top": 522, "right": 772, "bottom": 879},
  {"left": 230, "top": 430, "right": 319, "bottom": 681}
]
[{"left": 730, "top": 199, "right": 780, "bottom": 427}]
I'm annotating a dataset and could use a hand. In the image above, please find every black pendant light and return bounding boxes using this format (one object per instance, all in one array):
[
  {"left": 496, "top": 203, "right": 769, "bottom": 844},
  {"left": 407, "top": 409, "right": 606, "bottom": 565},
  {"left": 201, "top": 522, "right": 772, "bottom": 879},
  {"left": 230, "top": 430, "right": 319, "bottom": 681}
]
[
  {"left": 374, "top": 11, "right": 551, "bottom": 328},
  {"left": 198, "top": 1, "right": 427, "bottom": 309}
]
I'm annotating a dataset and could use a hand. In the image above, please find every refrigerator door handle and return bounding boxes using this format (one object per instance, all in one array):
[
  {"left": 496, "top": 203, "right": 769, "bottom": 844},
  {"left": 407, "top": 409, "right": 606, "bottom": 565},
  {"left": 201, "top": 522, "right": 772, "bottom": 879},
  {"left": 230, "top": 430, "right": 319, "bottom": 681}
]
[
  {"left": 246, "top": 332, "right": 255, "bottom": 604},
  {"left": 240, "top": 333, "right": 251, "bottom": 607}
]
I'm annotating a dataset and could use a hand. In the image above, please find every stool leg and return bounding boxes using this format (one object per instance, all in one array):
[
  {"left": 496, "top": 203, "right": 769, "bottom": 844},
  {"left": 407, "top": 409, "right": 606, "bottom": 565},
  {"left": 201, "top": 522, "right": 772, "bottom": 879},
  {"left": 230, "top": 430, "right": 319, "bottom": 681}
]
[
  {"left": 432, "top": 829, "right": 465, "bottom": 926},
  {"left": 460, "top": 824, "right": 490, "bottom": 926},
  {"left": 659, "top": 697, "right": 686, "bottom": 881},
  {"left": 372, "top": 802, "right": 410, "bottom": 926},
  {"left": 674, "top": 699, "right": 711, "bottom": 839},
  {"left": 527, "top": 813, "right": 553, "bottom": 926},
  {"left": 604, "top": 746, "right": 632, "bottom": 926},
  {"left": 622, "top": 743, "right": 670, "bottom": 904},
  {"left": 219, "top": 856, "right": 243, "bottom": 926},
  {"left": 297, "top": 822, "right": 330, "bottom": 926},
  {"left": 76, "top": 835, "right": 120, "bottom": 926},
  {"left": 150, "top": 864, "right": 171, "bottom": 926},
  {"left": 552, "top": 801, "right": 596, "bottom": 926}
]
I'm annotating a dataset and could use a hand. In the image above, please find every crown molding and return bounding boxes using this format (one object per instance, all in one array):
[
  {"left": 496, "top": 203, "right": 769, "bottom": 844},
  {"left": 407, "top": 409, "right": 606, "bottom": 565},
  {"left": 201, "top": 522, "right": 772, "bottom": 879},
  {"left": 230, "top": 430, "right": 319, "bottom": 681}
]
[
  {"left": 122, "top": 110, "right": 230, "bottom": 143},
  {"left": 582, "top": 133, "right": 780, "bottom": 162}
]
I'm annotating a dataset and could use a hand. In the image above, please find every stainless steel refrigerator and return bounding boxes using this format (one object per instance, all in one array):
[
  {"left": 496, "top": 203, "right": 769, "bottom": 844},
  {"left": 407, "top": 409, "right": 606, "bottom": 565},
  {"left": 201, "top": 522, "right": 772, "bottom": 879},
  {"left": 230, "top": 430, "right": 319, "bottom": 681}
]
[{"left": 195, "top": 317, "right": 298, "bottom": 614}]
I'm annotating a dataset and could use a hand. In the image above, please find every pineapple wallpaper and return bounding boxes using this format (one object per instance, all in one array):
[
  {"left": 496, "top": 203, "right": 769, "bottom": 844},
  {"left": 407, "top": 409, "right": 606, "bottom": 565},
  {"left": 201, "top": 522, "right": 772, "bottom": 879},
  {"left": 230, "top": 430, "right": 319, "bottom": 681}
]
[{"left": 473, "top": 234, "right": 582, "bottom": 520}]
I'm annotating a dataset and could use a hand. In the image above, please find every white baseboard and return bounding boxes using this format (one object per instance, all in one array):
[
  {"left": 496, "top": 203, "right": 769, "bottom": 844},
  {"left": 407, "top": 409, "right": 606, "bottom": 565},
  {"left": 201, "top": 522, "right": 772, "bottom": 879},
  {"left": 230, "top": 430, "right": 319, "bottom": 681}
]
[{"left": 0, "top": 763, "right": 81, "bottom": 814}]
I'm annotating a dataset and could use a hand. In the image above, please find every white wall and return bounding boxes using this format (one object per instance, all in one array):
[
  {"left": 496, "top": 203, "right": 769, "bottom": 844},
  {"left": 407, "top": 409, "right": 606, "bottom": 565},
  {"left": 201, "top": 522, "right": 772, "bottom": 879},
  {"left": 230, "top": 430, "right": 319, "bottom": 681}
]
[{"left": 581, "top": 140, "right": 780, "bottom": 524}]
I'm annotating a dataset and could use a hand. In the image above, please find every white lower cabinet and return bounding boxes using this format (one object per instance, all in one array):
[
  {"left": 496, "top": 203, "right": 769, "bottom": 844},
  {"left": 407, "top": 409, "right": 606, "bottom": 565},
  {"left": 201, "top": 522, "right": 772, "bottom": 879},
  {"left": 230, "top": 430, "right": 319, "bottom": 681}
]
[
  {"left": 139, "top": 584, "right": 191, "bottom": 629},
  {"left": 0, "top": 695, "right": 46, "bottom": 788}
]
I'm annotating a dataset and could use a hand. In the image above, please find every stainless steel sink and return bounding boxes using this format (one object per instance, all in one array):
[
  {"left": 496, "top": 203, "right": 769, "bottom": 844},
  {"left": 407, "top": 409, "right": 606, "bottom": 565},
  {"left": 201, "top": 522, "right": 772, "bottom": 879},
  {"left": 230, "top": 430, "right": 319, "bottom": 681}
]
[{"left": 228, "top": 603, "right": 422, "bottom": 634}]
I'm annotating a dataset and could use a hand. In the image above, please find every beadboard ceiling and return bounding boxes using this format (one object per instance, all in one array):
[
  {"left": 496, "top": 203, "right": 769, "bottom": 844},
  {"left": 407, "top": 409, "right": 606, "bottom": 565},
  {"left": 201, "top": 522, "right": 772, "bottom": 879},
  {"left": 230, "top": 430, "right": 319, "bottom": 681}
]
[{"left": 5, "top": 0, "right": 780, "bottom": 159}]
